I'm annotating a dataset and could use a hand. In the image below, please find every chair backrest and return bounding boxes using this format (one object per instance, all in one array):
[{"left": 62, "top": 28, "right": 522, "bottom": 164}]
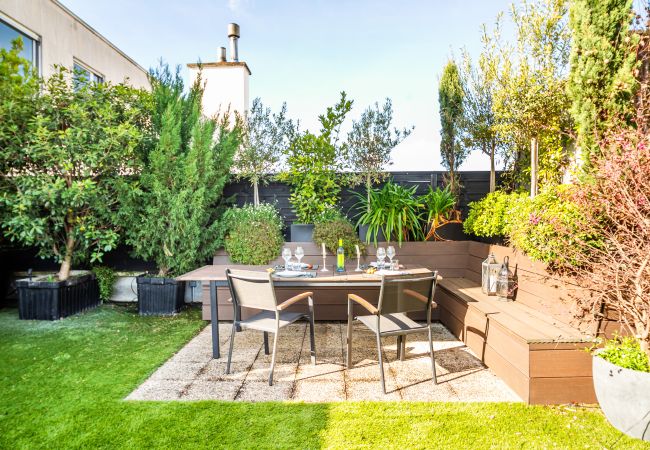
[
  {"left": 377, "top": 271, "right": 438, "bottom": 316},
  {"left": 226, "top": 268, "right": 277, "bottom": 312}
]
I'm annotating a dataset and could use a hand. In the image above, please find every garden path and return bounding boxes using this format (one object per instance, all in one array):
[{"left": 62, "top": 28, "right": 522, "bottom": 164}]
[{"left": 126, "top": 322, "right": 521, "bottom": 402}]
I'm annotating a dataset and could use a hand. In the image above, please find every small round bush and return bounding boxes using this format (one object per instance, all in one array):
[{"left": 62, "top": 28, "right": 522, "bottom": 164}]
[
  {"left": 221, "top": 204, "right": 284, "bottom": 265},
  {"left": 313, "top": 218, "right": 365, "bottom": 256}
]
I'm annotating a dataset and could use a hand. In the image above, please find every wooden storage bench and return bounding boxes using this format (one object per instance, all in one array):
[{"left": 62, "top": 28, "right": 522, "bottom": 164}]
[{"left": 436, "top": 277, "right": 596, "bottom": 404}]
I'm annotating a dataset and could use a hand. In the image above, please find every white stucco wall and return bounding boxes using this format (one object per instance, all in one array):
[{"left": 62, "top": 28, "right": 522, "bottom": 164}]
[
  {"left": 0, "top": 0, "right": 149, "bottom": 89},
  {"left": 188, "top": 62, "right": 250, "bottom": 120}
]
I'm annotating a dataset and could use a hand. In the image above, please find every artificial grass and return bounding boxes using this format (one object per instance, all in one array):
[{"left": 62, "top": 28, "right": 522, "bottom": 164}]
[{"left": 0, "top": 304, "right": 648, "bottom": 449}]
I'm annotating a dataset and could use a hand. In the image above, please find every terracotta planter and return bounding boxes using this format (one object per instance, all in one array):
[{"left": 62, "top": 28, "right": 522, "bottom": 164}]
[{"left": 593, "top": 351, "right": 650, "bottom": 441}]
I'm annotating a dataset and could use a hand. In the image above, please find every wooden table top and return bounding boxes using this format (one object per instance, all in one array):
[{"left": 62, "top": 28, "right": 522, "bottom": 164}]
[{"left": 176, "top": 265, "right": 434, "bottom": 283}]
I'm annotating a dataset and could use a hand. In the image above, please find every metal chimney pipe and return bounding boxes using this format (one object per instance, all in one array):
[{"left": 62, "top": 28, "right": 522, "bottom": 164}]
[
  {"left": 218, "top": 46, "right": 227, "bottom": 62},
  {"left": 228, "top": 23, "right": 240, "bottom": 62}
]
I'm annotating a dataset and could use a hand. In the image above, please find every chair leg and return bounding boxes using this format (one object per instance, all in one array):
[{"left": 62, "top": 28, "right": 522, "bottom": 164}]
[
  {"left": 269, "top": 330, "right": 280, "bottom": 386},
  {"left": 263, "top": 331, "right": 270, "bottom": 355},
  {"left": 428, "top": 324, "right": 437, "bottom": 384},
  {"left": 346, "top": 299, "right": 353, "bottom": 368},
  {"left": 226, "top": 322, "right": 237, "bottom": 374},
  {"left": 376, "top": 332, "right": 386, "bottom": 394},
  {"left": 308, "top": 314, "right": 316, "bottom": 365},
  {"left": 396, "top": 335, "right": 402, "bottom": 360},
  {"left": 400, "top": 335, "right": 406, "bottom": 361}
]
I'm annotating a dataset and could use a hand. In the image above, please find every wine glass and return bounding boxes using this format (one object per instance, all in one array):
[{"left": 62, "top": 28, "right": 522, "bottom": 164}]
[
  {"left": 295, "top": 246, "right": 305, "bottom": 271},
  {"left": 376, "top": 247, "right": 386, "bottom": 269},
  {"left": 387, "top": 246, "right": 396, "bottom": 269},
  {"left": 282, "top": 247, "right": 292, "bottom": 271}
]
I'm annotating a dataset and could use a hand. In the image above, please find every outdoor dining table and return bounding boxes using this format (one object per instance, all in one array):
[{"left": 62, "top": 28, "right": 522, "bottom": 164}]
[{"left": 176, "top": 265, "right": 434, "bottom": 359}]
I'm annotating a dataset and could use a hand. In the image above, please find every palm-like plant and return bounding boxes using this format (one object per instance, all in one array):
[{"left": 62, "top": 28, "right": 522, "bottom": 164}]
[
  {"left": 420, "top": 187, "right": 461, "bottom": 241},
  {"left": 354, "top": 180, "right": 424, "bottom": 246}
]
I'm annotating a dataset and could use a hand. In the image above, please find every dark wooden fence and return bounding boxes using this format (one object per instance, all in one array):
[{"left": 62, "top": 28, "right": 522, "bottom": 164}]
[{"left": 224, "top": 171, "right": 501, "bottom": 233}]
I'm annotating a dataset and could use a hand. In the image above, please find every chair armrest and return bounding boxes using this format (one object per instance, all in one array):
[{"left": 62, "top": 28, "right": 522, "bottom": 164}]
[
  {"left": 348, "top": 294, "right": 378, "bottom": 315},
  {"left": 277, "top": 292, "right": 314, "bottom": 311},
  {"left": 404, "top": 289, "right": 428, "bottom": 304}
]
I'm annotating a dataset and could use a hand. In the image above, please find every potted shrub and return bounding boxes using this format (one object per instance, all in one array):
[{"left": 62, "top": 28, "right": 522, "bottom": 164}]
[
  {"left": 120, "top": 65, "right": 240, "bottom": 315},
  {"left": 419, "top": 186, "right": 461, "bottom": 241},
  {"left": 354, "top": 180, "right": 424, "bottom": 246},
  {"left": 279, "top": 92, "right": 352, "bottom": 242},
  {"left": 347, "top": 98, "right": 413, "bottom": 242},
  {"left": 0, "top": 46, "right": 146, "bottom": 320},
  {"left": 217, "top": 203, "right": 284, "bottom": 265},
  {"left": 312, "top": 209, "right": 365, "bottom": 262}
]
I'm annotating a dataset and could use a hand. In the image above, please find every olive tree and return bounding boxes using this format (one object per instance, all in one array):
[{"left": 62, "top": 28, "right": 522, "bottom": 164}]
[
  {"left": 233, "top": 98, "right": 296, "bottom": 205},
  {"left": 347, "top": 98, "right": 413, "bottom": 212}
]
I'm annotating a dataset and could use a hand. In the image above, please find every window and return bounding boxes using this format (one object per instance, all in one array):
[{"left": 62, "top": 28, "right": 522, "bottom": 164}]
[
  {"left": 0, "top": 17, "right": 39, "bottom": 71},
  {"left": 73, "top": 61, "right": 103, "bottom": 90}
]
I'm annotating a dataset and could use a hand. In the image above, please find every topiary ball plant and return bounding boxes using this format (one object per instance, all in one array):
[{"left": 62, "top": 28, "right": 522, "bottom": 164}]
[
  {"left": 220, "top": 203, "right": 284, "bottom": 265},
  {"left": 313, "top": 217, "right": 365, "bottom": 256}
]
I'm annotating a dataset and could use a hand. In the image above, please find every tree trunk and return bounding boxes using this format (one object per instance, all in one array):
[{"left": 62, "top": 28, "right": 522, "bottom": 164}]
[
  {"left": 253, "top": 180, "right": 260, "bottom": 207},
  {"left": 366, "top": 174, "right": 371, "bottom": 214},
  {"left": 489, "top": 145, "right": 496, "bottom": 193},
  {"left": 57, "top": 234, "right": 75, "bottom": 281}
]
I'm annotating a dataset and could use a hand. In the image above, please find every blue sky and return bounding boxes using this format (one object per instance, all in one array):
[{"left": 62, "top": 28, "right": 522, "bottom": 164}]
[{"left": 60, "top": 0, "right": 513, "bottom": 171}]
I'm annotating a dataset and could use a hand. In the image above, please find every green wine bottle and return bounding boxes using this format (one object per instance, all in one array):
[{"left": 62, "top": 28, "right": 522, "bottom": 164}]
[{"left": 336, "top": 239, "right": 345, "bottom": 272}]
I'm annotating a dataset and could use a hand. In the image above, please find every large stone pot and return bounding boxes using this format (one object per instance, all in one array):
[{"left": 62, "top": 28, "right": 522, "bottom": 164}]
[{"left": 593, "top": 351, "right": 650, "bottom": 441}]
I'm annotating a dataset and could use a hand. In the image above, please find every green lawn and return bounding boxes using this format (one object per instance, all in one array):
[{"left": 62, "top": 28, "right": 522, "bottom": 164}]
[{"left": 0, "top": 305, "right": 647, "bottom": 449}]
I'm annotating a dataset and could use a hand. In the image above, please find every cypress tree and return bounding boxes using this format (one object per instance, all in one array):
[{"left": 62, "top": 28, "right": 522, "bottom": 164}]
[
  {"left": 568, "top": 0, "right": 639, "bottom": 158},
  {"left": 438, "top": 60, "right": 467, "bottom": 194}
]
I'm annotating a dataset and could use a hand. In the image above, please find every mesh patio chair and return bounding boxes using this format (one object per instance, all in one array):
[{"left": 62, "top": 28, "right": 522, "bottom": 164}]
[
  {"left": 346, "top": 271, "right": 439, "bottom": 393},
  {"left": 225, "top": 268, "right": 316, "bottom": 385}
]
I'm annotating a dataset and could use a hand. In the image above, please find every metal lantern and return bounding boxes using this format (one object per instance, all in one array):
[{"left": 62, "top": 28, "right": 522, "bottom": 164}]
[
  {"left": 496, "top": 256, "right": 516, "bottom": 302},
  {"left": 481, "top": 253, "right": 500, "bottom": 296}
]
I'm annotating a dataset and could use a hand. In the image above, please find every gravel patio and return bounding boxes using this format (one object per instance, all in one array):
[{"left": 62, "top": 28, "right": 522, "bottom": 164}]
[{"left": 127, "top": 321, "right": 521, "bottom": 402}]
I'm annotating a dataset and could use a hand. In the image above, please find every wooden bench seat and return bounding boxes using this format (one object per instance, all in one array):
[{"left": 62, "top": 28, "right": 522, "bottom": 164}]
[{"left": 436, "top": 277, "right": 596, "bottom": 404}]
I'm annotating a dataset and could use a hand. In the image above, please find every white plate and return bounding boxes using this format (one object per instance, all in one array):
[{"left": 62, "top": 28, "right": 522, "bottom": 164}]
[{"left": 274, "top": 271, "right": 305, "bottom": 278}]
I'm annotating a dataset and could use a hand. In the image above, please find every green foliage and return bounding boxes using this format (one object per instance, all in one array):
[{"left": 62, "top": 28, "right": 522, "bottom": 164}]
[
  {"left": 420, "top": 186, "right": 457, "bottom": 227},
  {"left": 347, "top": 98, "right": 413, "bottom": 210},
  {"left": 121, "top": 65, "right": 240, "bottom": 276},
  {"left": 464, "top": 191, "right": 528, "bottom": 237},
  {"left": 92, "top": 266, "right": 116, "bottom": 302},
  {"left": 0, "top": 39, "right": 39, "bottom": 178},
  {"left": 219, "top": 203, "right": 284, "bottom": 265},
  {"left": 279, "top": 92, "right": 352, "bottom": 224},
  {"left": 487, "top": 0, "right": 573, "bottom": 188},
  {"left": 0, "top": 65, "right": 146, "bottom": 280},
  {"left": 313, "top": 204, "right": 346, "bottom": 224},
  {"left": 439, "top": 60, "right": 467, "bottom": 193},
  {"left": 568, "top": 0, "right": 639, "bottom": 158},
  {"left": 313, "top": 218, "right": 365, "bottom": 256},
  {"left": 355, "top": 180, "right": 424, "bottom": 246},
  {"left": 507, "top": 185, "right": 601, "bottom": 268},
  {"left": 234, "top": 98, "right": 296, "bottom": 205},
  {"left": 596, "top": 336, "right": 650, "bottom": 372}
]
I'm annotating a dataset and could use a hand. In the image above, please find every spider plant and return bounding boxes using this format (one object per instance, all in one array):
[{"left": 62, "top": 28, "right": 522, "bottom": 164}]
[
  {"left": 354, "top": 180, "right": 424, "bottom": 246},
  {"left": 419, "top": 186, "right": 459, "bottom": 241}
]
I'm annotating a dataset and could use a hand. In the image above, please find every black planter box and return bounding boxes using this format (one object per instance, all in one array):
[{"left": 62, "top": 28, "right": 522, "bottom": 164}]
[
  {"left": 16, "top": 273, "right": 100, "bottom": 320},
  {"left": 136, "top": 276, "right": 185, "bottom": 316},
  {"left": 290, "top": 224, "right": 315, "bottom": 242},
  {"left": 358, "top": 224, "right": 387, "bottom": 244}
]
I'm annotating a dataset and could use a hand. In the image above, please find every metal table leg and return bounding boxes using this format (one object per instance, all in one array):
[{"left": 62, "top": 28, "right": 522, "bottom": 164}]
[{"left": 210, "top": 280, "right": 220, "bottom": 359}]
